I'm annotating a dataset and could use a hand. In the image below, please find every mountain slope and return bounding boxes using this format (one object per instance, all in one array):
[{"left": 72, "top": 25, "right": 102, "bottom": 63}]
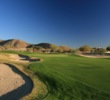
[{"left": 0, "top": 39, "right": 29, "bottom": 48}]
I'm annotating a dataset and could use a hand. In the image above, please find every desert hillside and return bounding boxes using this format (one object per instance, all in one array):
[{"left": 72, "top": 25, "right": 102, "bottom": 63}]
[
  {"left": 0, "top": 39, "right": 29, "bottom": 48},
  {"left": 0, "top": 39, "right": 72, "bottom": 53}
]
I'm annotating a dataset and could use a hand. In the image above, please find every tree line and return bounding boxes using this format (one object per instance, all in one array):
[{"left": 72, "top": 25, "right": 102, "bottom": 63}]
[
  {"left": 26, "top": 44, "right": 74, "bottom": 53},
  {"left": 78, "top": 45, "right": 110, "bottom": 55}
]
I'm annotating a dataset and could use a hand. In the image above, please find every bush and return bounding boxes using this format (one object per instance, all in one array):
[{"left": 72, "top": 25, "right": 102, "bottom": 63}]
[
  {"left": 106, "top": 46, "right": 110, "bottom": 51},
  {"left": 79, "top": 45, "right": 92, "bottom": 53}
]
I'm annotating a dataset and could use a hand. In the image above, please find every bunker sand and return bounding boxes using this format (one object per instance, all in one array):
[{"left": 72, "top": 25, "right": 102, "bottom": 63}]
[{"left": 0, "top": 63, "right": 33, "bottom": 100}]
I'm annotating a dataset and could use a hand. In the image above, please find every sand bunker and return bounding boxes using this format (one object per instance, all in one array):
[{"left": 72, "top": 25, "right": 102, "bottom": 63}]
[
  {"left": 9, "top": 54, "right": 41, "bottom": 62},
  {"left": 0, "top": 63, "right": 33, "bottom": 100},
  {"left": 77, "top": 53, "right": 110, "bottom": 58},
  {"left": 0, "top": 64, "right": 25, "bottom": 96},
  {"left": 9, "top": 54, "right": 28, "bottom": 62},
  {"left": 0, "top": 54, "right": 42, "bottom": 99}
]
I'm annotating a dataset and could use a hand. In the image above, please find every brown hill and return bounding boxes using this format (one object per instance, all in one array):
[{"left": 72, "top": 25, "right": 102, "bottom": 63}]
[
  {"left": 0, "top": 40, "right": 4, "bottom": 42},
  {"left": 36, "top": 43, "right": 52, "bottom": 49},
  {"left": 0, "top": 39, "right": 29, "bottom": 48},
  {"left": 27, "top": 43, "right": 52, "bottom": 49},
  {"left": 0, "top": 39, "right": 73, "bottom": 53}
]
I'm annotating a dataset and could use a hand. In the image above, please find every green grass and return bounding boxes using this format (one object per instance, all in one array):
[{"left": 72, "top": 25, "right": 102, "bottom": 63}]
[
  {"left": 1, "top": 51, "right": 110, "bottom": 100},
  {"left": 27, "top": 53, "right": 110, "bottom": 100}
]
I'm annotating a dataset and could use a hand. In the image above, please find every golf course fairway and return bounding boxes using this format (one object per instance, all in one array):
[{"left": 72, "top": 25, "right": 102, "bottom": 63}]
[{"left": 27, "top": 53, "right": 110, "bottom": 100}]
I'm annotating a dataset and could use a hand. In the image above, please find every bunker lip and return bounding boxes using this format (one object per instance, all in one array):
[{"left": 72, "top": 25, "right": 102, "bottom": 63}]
[
  {"left": 9, "top": 54, "right": 42, "bottom": 62},
  {"left": 0, "top": 63, "right": 33, "bottom": 100},
  {"left": 18, "top": 54, "right": 42, "bottom": 62}
]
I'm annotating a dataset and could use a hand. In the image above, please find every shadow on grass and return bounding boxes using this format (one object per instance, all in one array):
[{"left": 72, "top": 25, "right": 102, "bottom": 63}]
[{"left": 0, "top": 63, "right": 33, "bottom": 100}]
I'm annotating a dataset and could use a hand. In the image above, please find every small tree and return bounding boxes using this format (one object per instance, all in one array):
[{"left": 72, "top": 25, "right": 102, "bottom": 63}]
[
  {"left": 106, "top": 46, "right": 110, "bottom": 51},
  {"left": 50, "top": 44, "right": 58, "bottom": 53},
  {"left": 58, "top": 46, "right": 72, "bottom": 53},
  {"left": 79, "top": 45, "right": 92, "bottom": 53}
]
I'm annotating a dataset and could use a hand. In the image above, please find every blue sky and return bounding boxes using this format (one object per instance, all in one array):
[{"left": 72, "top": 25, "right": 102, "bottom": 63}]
[{"left": 0, "top": 0, "right": 110, "bottom": 48}]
